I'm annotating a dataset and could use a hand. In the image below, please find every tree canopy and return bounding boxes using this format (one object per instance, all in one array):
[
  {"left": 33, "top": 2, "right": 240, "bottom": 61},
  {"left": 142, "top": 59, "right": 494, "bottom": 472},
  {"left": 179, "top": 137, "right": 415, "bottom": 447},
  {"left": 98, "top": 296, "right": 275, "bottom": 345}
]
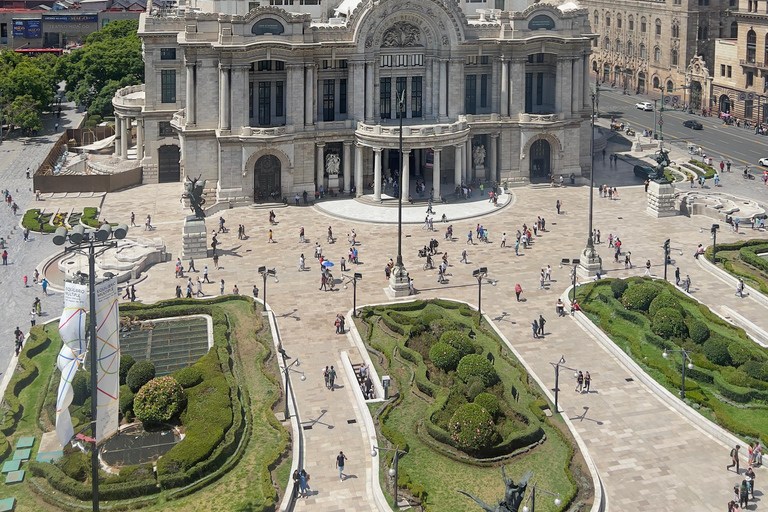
[{"left": 0, "top": 50, "right": 58, "bottom": 134}]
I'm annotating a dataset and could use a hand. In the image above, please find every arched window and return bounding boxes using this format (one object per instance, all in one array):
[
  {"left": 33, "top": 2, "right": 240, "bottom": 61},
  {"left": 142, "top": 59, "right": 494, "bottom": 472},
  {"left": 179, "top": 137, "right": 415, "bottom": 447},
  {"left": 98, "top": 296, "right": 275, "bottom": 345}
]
[
  {"left": 666, "top": 80, "right": 674, "bottom": 92},
  {"left": 640, "top": 43, "right": 647, "bottom": 59},
  {"left": 655, "top": 18, "right": 662, "bottom": 36},
  {"left": 604, "top": 37, "right": 611, "bottom": 51},
  {"left": 654, "top": 46, "right": 661, "bottom": 62},
  {"left": 672, "top": 23, "right": 679, "bottom": 38},
  {"left": 653, "top": 76, "right": 660, "bottom": 89},
  {"left": 627, "top": 41, "right": 634, "bottom": 57},
  {"left": 617, "top": 13, "right": 622, "bottom": 28},
  {"left": 628, "top": 15, "right": 634, "bottom": 30},
  {"left": 731, "top": 21, "right": 738, "bottom": 38},
  {"left": 594, "top": 11, "right": 599, "bottom": 27},
  {"left": 698, "top": 25, "right": 709, "bottom": 40},
  {"left": 616, "top": 39, "right": 622, "bottom": 53},
  {"left": 671, "top": 49, "right": 679, "bottom": 66},
  {"left": 592, "top": 61, "right": 598, "bottom": 72},
  {"left": 606, "top": 13, "right": 611, "bottom": 27},
  {"left": 747, "top": 29, "right": 756, "bottom": 63},
  {"left": 641, "top": 17, "right": 647, "bottom": 32}
]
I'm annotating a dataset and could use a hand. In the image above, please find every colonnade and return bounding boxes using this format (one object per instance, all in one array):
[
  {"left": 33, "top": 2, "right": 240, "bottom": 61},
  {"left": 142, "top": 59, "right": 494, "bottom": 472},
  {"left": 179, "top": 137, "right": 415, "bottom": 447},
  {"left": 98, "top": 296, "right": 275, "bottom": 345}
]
[{"left": 114, "top": 114, "right": 145, "bottom": 161}]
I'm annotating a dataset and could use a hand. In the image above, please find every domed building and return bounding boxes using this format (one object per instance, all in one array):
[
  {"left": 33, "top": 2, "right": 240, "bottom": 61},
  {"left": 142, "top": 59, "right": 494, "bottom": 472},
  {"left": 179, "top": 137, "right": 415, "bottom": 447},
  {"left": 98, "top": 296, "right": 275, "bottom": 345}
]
[{"left": 112, "top": 0, "right": 595, "bottom": 204}]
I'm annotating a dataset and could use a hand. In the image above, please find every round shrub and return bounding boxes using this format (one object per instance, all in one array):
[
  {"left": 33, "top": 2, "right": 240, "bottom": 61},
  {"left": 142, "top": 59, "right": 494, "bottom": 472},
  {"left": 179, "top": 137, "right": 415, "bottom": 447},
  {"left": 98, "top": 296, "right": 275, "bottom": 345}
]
[
  {"left": 119, "top": 385, "right": 134, "bottom": 415},
  {"left": 703, "top": 335, "right": 732, "bottom": 367},
  {"left": 449, "top": 403, "right": 497, "bottom": 453},
  {"left": 728, "top": 343, "right": 755, "bottom": 367},
  {"left": 649, "top": 292, "right": 682, "bottom": 317},
  {"left": 72, "top": 371, "right": 90, "bottom": 406},
  {"left": 741, "top": 361, "right": 768, "bottom": 382},
  {"left": 174, "top": 366, "right": 203, "bottom": 388},
  {"left": 611, "top": 278, "right": 628, "bottom": 299},
  {"left": 133, "top": 376, "right": 185, "bottom": 425},
  {"left": 119, "top": 354, "right": 135, "bottom": 386},
  {"left": 418, "top": 311, "right": 443, "bottom": 326},
  {"left": 429, "top": 342, "right": 460, "bottom": 372},
  {"left": 126, "top": 361, "right": 156, "bottom": 393},
  {"left": 473, "top": 393, "right": 501, "bottom": 420},
  {"left": 467, "top": 378, "right": 485, "bottom": 401},
  {"left": 430, "top": 319, "right": 459, "bottom": 339},
  {"left": 621, "top": 283, "right": 661, "bottom": 312},
  {"left": 686, "top": 319, "right": 710, "bottom": 344},
  {"left": 457, "top": 354, "right": 499, "bottom": 387},
  {"left": 440, "top": 331, "right": 474, "bottom": 358},
  {"left": 651, "top": 308, "right": 687, "bottom": 339}
]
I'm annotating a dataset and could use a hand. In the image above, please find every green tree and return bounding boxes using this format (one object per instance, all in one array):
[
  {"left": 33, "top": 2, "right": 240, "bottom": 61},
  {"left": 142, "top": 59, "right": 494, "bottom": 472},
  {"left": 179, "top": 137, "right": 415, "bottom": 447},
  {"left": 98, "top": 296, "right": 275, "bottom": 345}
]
[
  {"left": 0, "top": 59, "right": 56, "bottom": 111},
  {"left": 6, "top": 95, "right": 43, "bottom": 134}
]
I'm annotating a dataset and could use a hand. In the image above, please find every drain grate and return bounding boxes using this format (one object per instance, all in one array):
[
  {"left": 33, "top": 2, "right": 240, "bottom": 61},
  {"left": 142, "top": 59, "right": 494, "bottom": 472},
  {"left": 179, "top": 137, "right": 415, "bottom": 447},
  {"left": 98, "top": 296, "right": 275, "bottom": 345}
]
[
  {"left": 347, "top": 419, "right": 357, "bottom": 424},
  {"left": 625, "top": 378, "right": 634, "bottom": 382},
  {"left": 303, "top": 425, "right": 313, "bottom": 430}
]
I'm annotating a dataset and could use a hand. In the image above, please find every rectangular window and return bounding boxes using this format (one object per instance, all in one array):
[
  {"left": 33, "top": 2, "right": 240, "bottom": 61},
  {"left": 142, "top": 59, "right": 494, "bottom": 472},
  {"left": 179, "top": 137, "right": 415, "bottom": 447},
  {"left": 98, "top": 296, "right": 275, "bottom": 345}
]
[
  {"left": 536, "top": 53, "right": 544, "bottom": 63},
  {"left": 161, "top": 70, "right": 176, "bottom": 103},
  {"left": 276, "top": 61, "right": 285, "bottom": 71},
  {"left": 525, "top": 72, "right": 532, "bottom": 112},
  {"left": 249, "top": 81, "right": 254, "bottom": 119},
  {"left": 629, "top": 19, "right": 633, "bottom": 30},
  {"left": 275, "top": 81, "right": 284, "bottom": 117},
  {"left": 480, "top": 56, "right": 489, "bottom": 65},
  {"left": 747, "top": 71, "right": 754, "bottom": 87},
  {"left": 727, "top": 65, "right": 732, "bottom": 77},
  {"left": 527, "top": 54, "right": 534, "bottom": 63},
  {"left": 339, "top": 79, "right": 347, "bottom": 114},
  {"left": 721, "top": 64, "right": 726, "bottom": 76},
  {"left": 465, "top": 74, "right": 477, "bottom": 115},
  {"left": 380, "top": 78, "right": 391, "bottom": 118},
  {"left": 258, "top": 81, "right": 271, "bottom": 125},
  {"left": 745, "top": 99, "right": 754, "bottom": 118},
  {"left": 158, "top": 121, "right": 174, "bottom": 137},
  {"left": 323, "top": 79, "right": 335, "bottom": 122},
  {"left": 258, "top": 60, "right": 272, "bottom": 71},
  {"left": 160, "top": 48, "right": 176, "bottom": 60},
  {"left": 411, "top": 76, "right": 422, "bottom": 117},
  {"left": 536, "top": 73, "right": 543, "bottom": 106},
  {"left": 396, "top": 76, "right": 407, "bottom": 118},
  {"left": 641, "top": 21, "right": 646, "bottom": 32},
  {"left": 479, "top": 74, "right": 487, "bottom": 108},
  {"left": 381, "top": 55, "right": 392, "bottom": 67}
]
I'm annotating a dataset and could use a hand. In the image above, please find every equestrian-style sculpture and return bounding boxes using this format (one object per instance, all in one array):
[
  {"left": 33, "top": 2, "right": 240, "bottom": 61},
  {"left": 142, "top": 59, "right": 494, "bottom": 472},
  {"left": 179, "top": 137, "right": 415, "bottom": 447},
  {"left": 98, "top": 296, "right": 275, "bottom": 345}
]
[
  {"left": 653, "top": 148, "right": 672, "bottom": 183},
  {"left": 458, "top": 467, "right": 532, "bottom": 512},
  {"left": 182, "top": 175, "right": 207, "bottom": 218}
]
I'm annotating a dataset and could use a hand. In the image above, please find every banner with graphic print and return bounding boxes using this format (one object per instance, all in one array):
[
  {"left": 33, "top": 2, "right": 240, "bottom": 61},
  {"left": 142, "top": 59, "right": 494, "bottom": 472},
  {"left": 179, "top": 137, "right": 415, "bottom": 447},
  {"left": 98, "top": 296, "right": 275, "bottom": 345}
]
[
  {"left": 95, "top": 278, "right": 120, "bottom": 444},
  {"left": 55, "top": 282, "right": 88, "bottom": 448}
]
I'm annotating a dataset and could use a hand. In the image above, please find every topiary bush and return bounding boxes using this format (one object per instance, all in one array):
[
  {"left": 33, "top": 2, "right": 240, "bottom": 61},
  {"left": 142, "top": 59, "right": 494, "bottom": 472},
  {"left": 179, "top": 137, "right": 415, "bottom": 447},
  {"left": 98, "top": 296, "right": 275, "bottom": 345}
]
[
  {"left": 457, "top": 354, "right": 499, "bottom": 387},
  {"left": 119, "top": 385, "right": 134, "bottom": 416},
  {"left": 449, "top": 403, "right": 497, "bottom": 453},
  {"left": 174, "top": 366, "right": 203, "bottom": 388},
  {"left": 133, "top": 376, "right": 185, "bottom": 425},
  {"left": 652, "top": 308, "right": 687, "bottom": 339},
  {"left": 741, "top": 361, "right": 768, "bottom": 382},
  {"left": 119, "top": 354, "right": 135, "bottom": 386},
  {"left": 686, "top": 318, "right": 710, "bottom": 344},
  {"left": 429, "top": 342, "right": 460, "bottom": 372},
  {"left": 611, "top": 278, "right": 628, "bottom": 299},
  {"left": 430, "top": 319, "right": 459, "bottom": 340},
  {"left": 728, "top": 343, "right": 756, "bottom": 367},
  {"left": 473, "top": 392, "right": 501, "bottom": 420},
  {"left": 126, "top": 361, "right": 156, "bottom": 393},
  {"left": 439, "top": 331, "right": 474, "bottom": 358},
  {"left": 649, "top": 292, "right": 682, "bottom": 317},
  {"left": 621, "top": 283, "right": 661, "bottom": 311},
  {"left": 72, "top": 371, "right": 90, "bottom": 406},
  {"left": 703, "top": 335, "right": 732, "bottom": 367}
]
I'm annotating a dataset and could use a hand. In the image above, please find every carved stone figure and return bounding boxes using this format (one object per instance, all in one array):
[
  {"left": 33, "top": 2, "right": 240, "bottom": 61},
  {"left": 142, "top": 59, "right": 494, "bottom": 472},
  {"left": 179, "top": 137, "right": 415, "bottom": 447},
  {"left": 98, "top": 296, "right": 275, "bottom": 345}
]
[
  {"left": 653, "top": 148, "right": 671, "bottom": 183},
  {"left": 182, "top": 175, "right": 207, "bottom": 218},
  {"left": 473, "top": 144, "right": 486, "bottom": 167},
  {"left": 325, "top": 152, "right": 341, "bottom": 175},
  {"left": 381, "top": 22, "right": 422, "bottom": 47},
  {"left": 458, "top": 467, "right": 532, "bottom": 512}
]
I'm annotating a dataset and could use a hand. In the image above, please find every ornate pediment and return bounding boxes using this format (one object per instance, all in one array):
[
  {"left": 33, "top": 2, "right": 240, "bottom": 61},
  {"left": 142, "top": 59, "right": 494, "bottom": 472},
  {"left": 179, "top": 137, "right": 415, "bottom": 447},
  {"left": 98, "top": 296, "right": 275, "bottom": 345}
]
[{"left": 381, "top": 21, "right": 422, "bottom": 47}]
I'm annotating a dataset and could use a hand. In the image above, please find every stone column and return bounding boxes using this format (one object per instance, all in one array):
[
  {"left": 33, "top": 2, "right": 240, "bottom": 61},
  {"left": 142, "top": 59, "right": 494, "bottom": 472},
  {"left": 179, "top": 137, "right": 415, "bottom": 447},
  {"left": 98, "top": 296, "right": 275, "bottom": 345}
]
[
  {"left": 365, "top": 61, "right": 374, "bottom": 122},
  {"left": 555, "top": 58, "right": 568, "bottom": 116},
  {"left": 406, "top": 77, "right": 412, "bottom": 119},
  {"left": 120, "top": 115, "right": 129, "bottom": 159},
  {"left": 489, "top": 133, "right": 498, "bottom": 183},
  {"left": 425, "top": 57, "right": 433, "bottom": 117},
  {"left": 583, "top": 55, "right": 590, "bottom": 108},
  {"left": 373, "top": 148, "right": 383, "bottom": 200},
  {"left": 186, "top": 62, "right": 196, "bottom": 126},
  {"left": 287, "top": 64, "right": 304, "bottom": 127},
  {"left": 571, "top": 58, "right": 581, "bottom": 117},
  {"left": 510, "top": 59, "right": 525, "bottom": 117},
  {"left": 219, "top": 65, "right": 231, "bottom": 131},
  {"left": 402, "top": 149, "right": 411, "bottom": 198},
  {"left": 316, "top": 143, "right": 325, "bottom": 190},
  {"left": 448, "top": 59, "right": 464, "bottom": 119},
  {"left": 230, "top": 66, "right": 248, "bottom": 133},
  {"left": 114, "top": 116, "right": 122, "bottom": 158},
  {"left": 343, "top": 141, "right": 352, "bottom": 192},
  {"left": 439, "top": 59, "right": 448, "bottom": 119},
  {"left": 305, "top": 63, "right": 314, "bottom": 126},
  {"left": 432, "top": 148, "right": 442, "bottom": 198},
  {"left": 500, "top": 57, "right": 509, "bottom": 117},
  {"left": 465, "top": 139, "right": 471, "bottom": 182},
  {"left": 454, "top": 144, "right": 462, "bottom": 186},
  {"left": 352, "top": 61, "right": 365, "bottom": 121},
  {"left": 136, "top": 118, "right": 144, "bottom": 160},
  {"left": 355, "top": 143, "right": 363, "bottom": 197}
]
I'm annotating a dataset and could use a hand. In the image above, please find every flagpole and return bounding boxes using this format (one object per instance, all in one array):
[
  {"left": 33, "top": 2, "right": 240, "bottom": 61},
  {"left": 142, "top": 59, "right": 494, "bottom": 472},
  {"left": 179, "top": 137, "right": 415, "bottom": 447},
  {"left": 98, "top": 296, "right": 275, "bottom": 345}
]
[{"left": 88, "top": 240, "right": 99, "bottom": 512}]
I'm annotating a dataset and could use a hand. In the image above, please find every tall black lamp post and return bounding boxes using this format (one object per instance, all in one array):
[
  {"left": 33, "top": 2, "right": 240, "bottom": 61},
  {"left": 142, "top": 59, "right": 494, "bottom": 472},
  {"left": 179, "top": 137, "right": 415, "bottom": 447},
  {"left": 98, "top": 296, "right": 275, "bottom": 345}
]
[
  {"left": 579, "top": 89, "right": 601, "bottom": 278},
  {"left": 53, "top": 223, "right": 128, "bottom": 512},
  {"left": 655, "top": 85, "right": 665, "bottom": 141},
  {"left": 343, "top": 272, "right": 363, "bottom": 316},
  {"left": 663, "top": 239, "right": 671, "bottom": 281},
  {"left": 371, "top": 445, "right": 408, "bottom": 507},
  {"left": 258, "top": 266, "right": 278, "bottom": 311},
  {"left": 389, "top": 88, "right": 410, "bottom": 297},
  {"left": 663, "top": 348, "right": 694, "bottom": 399},
  {"left": 549, "top": 356, "right": 579, "bottom": 414},
  {"left": 711, "top": 224, "right": 720, "bottom": 263},
  {"left": 473, "top": 267, "right": 494, "bottom": 323},
  {"left": 280, "top": 357, "right": 305, "bottom": 420}
]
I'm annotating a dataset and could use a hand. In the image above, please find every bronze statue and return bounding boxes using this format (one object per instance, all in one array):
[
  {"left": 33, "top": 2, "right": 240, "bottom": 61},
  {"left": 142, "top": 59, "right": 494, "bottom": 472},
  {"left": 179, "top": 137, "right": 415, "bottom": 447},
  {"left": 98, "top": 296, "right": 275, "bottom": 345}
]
[
  {"left": 182, "top": 175, "right": 207, "bottom": 218},
  {"left": 652, "top": 148, "right": 672, "bottom": 183},
  {"left": 458, "top": 466, "right": 533, "bottom": 512}
]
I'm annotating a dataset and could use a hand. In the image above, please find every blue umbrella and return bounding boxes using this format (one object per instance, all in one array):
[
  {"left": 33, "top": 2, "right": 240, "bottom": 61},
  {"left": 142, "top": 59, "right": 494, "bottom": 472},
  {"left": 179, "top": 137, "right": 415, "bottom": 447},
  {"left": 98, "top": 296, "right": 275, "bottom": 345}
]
[{"left": 322, "top": 261, "right": 334, "bottom": 267}]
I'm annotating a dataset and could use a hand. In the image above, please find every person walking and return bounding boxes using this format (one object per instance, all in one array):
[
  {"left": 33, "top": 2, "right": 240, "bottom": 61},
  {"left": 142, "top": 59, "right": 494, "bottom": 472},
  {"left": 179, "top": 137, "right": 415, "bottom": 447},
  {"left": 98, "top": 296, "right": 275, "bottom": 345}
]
[
  {"left": 556, "top": 199, "right": 561, "bottom": 214},
  {"left": 575, "top": 371, "right": 584, "bottom": 392},
  {"left": 675, "top": 267, "right": 680, "bottom": 286},
  {"left": 220, "top": 279, "right": 225, "bottom": 296},
  {"left": 467, "top": 230, "right": 474, "bottom": 245},
  {"left": 188, "top": 258, "right": 197, "bottom": 273},
  {"left": 336, "top": 451, "right": 348, "bottom": 482},
  {"left": 196, "top": 277, "right": 203, "bottom": 297},
  {"left": 728, "top": 445, "right": 741, "bottom": 473},
  {"left": 328, "top": 365, "right": 337, "bottom": 390},
  {"left": 320, "top": 272, "right": 328, "bottom": 291},
  {"left": 538, "top": 314, "right": 546, "bottom": 336},
  {"left": 539, "top": 271, "right": 545, "bottom": 290},
  {"left": 531, "top": 319, "right": 539, "bottom": 339},
  {"left": 501, "top": 232, "right": 506, "bottom": 248},
  {"left": 268, "top": 229, "right": 274, "bottom": 243},
  {"left": 323, "top": 366, "right": 330, "bottom": 389},
  {"left": 41, "top": 278, "right": 48, "bottom": 296},
  {"left": 130, "top": 285, "right": 136, "bottom": 302},
  {"left": 30, "top": 310, "right": 36, "bottom": 327},
  {"left": 299, "top": 469, "right": 310, "bottom": 498},
  {"left": 644, "top": 259, "right": 652, "bottom": 277},
  {"left": 460, "top": 248, "right": 468, "bottom": 263},
  {"left": 545, "top": 265, "right": 552, "bottom": 281},
  {"left": 515, "top": 283, "right": 523, "bottom": 301},
  {"left": 584, "top": 371, "right": 591, "bottom": 392},
  {"left": 213, "top": 253, "right": 220, "bottom": 270},
  {"left": 736, "top": 278, "right": 745, "bottom": 298},
  {"left": 1, "top": 250, "right": 7, "bottom": 265},
  {"left": 203, "top": 266, "right": 211, "bottom": 283}
]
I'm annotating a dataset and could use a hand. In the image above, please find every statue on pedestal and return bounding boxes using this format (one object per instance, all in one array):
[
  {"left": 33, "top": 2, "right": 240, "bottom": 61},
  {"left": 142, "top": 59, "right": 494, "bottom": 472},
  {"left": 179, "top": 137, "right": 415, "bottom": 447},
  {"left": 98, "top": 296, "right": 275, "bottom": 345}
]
[
  {"left": 325, "top": 152, "right": 341, "bottom": 176},
  {"left": 458, "top": 467, "right": 532, "bottom": 512},
  {"left": 652, "top": 148, "right": 672, "bottom": 183},
  {"left": 473, "top": 144, "right": 486, "bottom": 168},
  {"left": 182, "top": 175, "right": 207, "bottom": 218}
]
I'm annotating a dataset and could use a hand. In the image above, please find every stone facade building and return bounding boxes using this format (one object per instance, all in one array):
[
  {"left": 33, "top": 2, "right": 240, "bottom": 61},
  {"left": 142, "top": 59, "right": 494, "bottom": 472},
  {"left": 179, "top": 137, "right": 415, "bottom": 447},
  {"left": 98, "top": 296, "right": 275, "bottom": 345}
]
[
  {"left": 584, "top": 0, "right": 733, "bottom": 111},
  {"left": 112, "top": 0, "right": 595, "bottom": 204}
]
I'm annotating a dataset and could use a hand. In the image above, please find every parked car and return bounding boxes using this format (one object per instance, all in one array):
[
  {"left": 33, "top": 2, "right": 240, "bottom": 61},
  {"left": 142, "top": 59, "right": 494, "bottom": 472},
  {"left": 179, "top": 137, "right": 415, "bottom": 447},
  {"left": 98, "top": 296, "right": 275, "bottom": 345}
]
[
  {"left": 635, "top": 101, "right": 654, "bottom": 111},
  {"left": 634, "top": 165, "right": 657, "bottom": 179},
  {"left": 758, "top": 157, "right": 768, "bottom": 166},
  {"left": 683, "top": 120, "right": 703, "bottom": 130}
]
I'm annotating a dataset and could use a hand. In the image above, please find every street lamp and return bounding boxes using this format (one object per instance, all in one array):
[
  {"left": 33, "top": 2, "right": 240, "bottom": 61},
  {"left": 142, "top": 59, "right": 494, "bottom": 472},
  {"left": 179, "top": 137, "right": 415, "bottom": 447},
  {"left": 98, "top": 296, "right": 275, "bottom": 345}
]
[
  {"left": 663, "top": 239, "right": 671, "bottom": 281},
  {"left": 53, "top": 222, "right": 128, "bottom": 512},
  {"left": 343, "top": 272, "right": 363, "bottom": 317},
  {"left": 258, "top": 266, "right": 278, "bottom": 312},
  {"left": 570, "top": 258, "right": 580, "bottom": 303},
  {"left": 472, "top": 267, "right": 493, "bottom": 323},
  {"left": 578, "top": 89, "right": 602, "bottom": 279},
  {"left": 521, "top": 482, "right": 563, "bottom": 512},
  {"left": 549, "top": 356, "right": 579, "bottom": 414},
  {"left": 663, "top": 348, "right": 694, "bottom": 399},
  {"left": 710, "top": 224, "right": 720, "bottom": 264},
  {"left": 371, "top": 445, "right": 408, "bottom": 507},
  {"left": 388, "top": 87, "right": 410, "bottom": 297},
  {"left": 280, "top": 357, "right": 306, "bottom": 420},
  {"left": 655, "top": 85, "right": 665, "bottom": 142}
]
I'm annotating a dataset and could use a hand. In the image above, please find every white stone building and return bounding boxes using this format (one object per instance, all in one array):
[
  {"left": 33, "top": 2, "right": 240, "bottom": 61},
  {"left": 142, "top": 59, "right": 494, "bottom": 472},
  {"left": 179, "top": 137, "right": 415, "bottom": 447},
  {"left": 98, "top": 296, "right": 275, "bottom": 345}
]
[{"left": 112, "top": 0, "right": 595, "bottom": 204}]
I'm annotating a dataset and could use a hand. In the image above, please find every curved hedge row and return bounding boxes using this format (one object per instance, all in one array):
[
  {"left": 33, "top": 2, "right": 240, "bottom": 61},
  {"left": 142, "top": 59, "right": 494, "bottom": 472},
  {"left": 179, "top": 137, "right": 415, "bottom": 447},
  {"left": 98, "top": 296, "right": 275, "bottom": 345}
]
[{"left": 1, "top": 325, "right": 50, "bottom": 435}]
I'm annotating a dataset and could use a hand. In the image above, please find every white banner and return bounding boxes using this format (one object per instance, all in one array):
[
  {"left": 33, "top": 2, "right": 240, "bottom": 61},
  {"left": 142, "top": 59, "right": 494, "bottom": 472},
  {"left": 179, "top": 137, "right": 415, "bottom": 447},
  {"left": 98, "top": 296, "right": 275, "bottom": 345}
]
[
  {"left": 95, "top": 279, "right": 120, "bottom": 444},
  {"left": 55, "top": 282, "right": 88, "bottom": 448}
]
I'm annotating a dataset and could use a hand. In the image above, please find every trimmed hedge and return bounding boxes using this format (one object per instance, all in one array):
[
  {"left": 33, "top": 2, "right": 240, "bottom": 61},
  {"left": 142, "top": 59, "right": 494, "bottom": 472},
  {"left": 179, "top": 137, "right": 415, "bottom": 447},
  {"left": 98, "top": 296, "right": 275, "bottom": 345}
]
[
  {"left": 652, "top": 307, "right": 687, "bottom": 339},
  {"left": 703, "top": 335, "right": 732, "bottom": 366},
  {"left": 473, "top": 393, "right": 501, "bottom": 420},
  {"left": 621, "top": 283, "right": 660, "bottom": 311},
  {"left": 610, "top": 278, "right": 628, "bottom": 298},
  {"left": 1, "top": 326, "right": 50, "bottom": 435},
  {"left": 126, "top": 361, "right": 156, "bottom": 393},
  {"left": 439, "top": 331, "right": 474, "bottom": 358},
  {"left": 119, "top": 354, "right": 135, "bottom": 386},
  {"left": 688, "top": 159, "right": 717, "bottom": 179},
  {"left": 429, "top": 342, "right": 460, "bottom": 372},
  {"left": 29, "top": 460, "right": 160, "bottom": 500},
  {"left": 456, "top": 354, "right": 499, "bottom": 387},
  {"left": 22, "top": 209, "right": 58, "bottom": 233},
  {"left": 686, "top": 318, "right": 710, "bottom": 344},
  {"left": 449, "top": 403, "right": 497, "bottom": 452},
  {"left": 119, "top": 384, "right": 134, "bottom": 415},
  {"left": 649, "top": 292, "right": 683, "bottom": 317},
  {"left": 134, "top": 376, "right": 185, "bottom": 425},
  {"left": 81, "top": 207, "right": 99, "bottom": 228},
  {"left": 174, "top": 366, "right": 203, "bottom": 388}
]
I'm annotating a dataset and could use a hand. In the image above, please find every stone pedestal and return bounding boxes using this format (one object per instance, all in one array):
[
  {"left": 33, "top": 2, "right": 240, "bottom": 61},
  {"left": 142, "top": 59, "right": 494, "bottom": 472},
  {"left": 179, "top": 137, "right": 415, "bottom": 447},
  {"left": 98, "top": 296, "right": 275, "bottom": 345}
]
[
  {"left": 386, "top": 263, "right": 411, "bottom": 298},
  {"left": 577, "top": 243, "right": 603, "bottom": 281},
  {"left": 182, "top": 216, "right": 208, "bottom": 260},
  {"left": 646, "top": 180, "right": 678, "bottom": 218},
  {"left": 327, "top": 175, "right": 340, "bottom": 191},
  {"left": 631, "top": 134, "right": 642, "bottom": 153},
  {"left": 475, "top": 165, "right": 485, "bottom": 181}
]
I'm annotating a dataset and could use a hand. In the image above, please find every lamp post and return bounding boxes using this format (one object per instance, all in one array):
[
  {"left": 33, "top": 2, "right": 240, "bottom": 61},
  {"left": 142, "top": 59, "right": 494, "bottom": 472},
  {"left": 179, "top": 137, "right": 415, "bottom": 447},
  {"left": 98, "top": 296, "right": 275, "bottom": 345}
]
[
  {"left": 663, "top": 348, "right": 694, "bottom": 399},
  {"left": 711, "top": 223, "right": 720, "bottom": 263},
  {"left": 549, "top": 356, "right": 579, "bottom": 414},
  {"left": 663, "top": 239, "right": 671, "bottom": 281},
  {"left": 388, "top": 87, "right": 410, "bottom": 297},
  {"left": 571, "top": 258, "right": 580, "bottom": 303},
  {"left": 655, "top": 85, "right": 665, "bottom": 142},
  {"left": 53, "top": 223, "right": 128, "bottom": 512},
  {"left": 472, "top": 267, "right": 492, "bottom": 323},
  {"left": 343, "top": 272, "right": 363, "bottom": 316},
  {"left": 258, "top": 266, "right": 278, "bottom": 311},
  {"left": 371, "top": 445, "right": 408, "bottom": 507},
  {"left": 521, "top": 482, "right": 563, "bottom": 512},
  {"left": 578, "top": 89, "right": 601, "bottom": 279},
  {"left": 281, "top": 357, "right": 306, "bottom": 420}
]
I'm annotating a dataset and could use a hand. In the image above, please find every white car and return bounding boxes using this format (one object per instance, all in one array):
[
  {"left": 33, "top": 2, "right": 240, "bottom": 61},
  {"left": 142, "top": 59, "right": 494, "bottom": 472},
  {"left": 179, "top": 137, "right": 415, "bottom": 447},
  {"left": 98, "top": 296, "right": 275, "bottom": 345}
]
[
  {"left": 758, "top": 157, "right": 768, "bottom": 166},
  {"left": 635, "top": 101, "right": 654, "bottom": 111}
]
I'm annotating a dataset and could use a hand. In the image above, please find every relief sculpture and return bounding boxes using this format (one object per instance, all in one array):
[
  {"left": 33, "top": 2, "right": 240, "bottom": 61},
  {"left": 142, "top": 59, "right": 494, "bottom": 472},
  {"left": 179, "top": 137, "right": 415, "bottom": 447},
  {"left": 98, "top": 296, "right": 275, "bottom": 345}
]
[{"left": 381, "top": 21, "right": 422, "bottom": 47}]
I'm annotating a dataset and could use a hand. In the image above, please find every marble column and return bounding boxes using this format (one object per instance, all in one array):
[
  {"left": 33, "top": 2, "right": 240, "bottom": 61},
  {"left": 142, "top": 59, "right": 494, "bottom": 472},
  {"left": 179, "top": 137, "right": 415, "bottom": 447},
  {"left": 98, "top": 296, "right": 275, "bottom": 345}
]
[
  {"left": 136, "top": 118, "right": 144, "bottom": 160},
  {"left": 365, "top": 61, "right": 374, "bottom": 122},
  {"left": 373, "top": 148, "right": 383, "bottom": 200},
  {"left": 448, "top": 60, "right": 463, "bottom": 119},
  {"left": 489, "top": 133, "right": 498, "bottom": 183},
  {"left": 582, "top": 55, "right": 590, "bottom": 108},
  {"left": 439, "top": 59, "right": 448, "bottom": 119},
  {"left": 219, "top": 65, "right": 231, "bottom": 131},
  {"left": 425, "top": 57, "right": 433, "bottom": 117},
  {"left": 352, "top": 61, "right": 365, "bottom": 121},
  {"left": 343, "top": 141, "right": 352, "bottom": 192},
  {"left": 500, "top": 57, "right": 509, "bottom": 117},
  {"left": 510, "top": 59, "right": 525, "bottom": 117},
  {"left": 402, "top": 149, "right": 411, "bottom": 198},
  {"left": 230, "top": 66, "right": 248, "bottom": 134},
  {"left": 433, "top": 148, "right": 441, "bottom": 198},
  {"left": 355, "top": 143, "right": 363, "bottom": 197},
  {"left": 555, "top": 58, "right": 568, "bottom": 116},
  {"left": 454, "top": 144, "right": 462, "bottom": 186},
  {"left": 114, "top": 116, "right": 122, "bottom": 158},
  {"left": 571, "top": 58, "right": 581, "bottom": 116},
  {"left": 316, "top": 143, "right": 325, "bottom": 190},
  {"left": 305, "top": 63, "right": 314, "bottom": 126},
  {"left": 465, "top": 139, "right": 471, "bottom": 182},
  {"left": 120, "top": 115, "right": 129, "bottom": 159},
  {"left": 186, "top": 62, "right": 196, "bottom": 126}
]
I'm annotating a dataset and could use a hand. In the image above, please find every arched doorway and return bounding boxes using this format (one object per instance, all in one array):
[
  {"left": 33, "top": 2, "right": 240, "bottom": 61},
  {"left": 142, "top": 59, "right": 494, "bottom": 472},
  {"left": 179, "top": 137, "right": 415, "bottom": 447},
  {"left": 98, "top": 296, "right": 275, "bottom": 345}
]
[
  {"left": 254, "top": 154, "right": 282, "bottom": 202},
  {"left": 530, "top": 139, "right": 551, "bottom": 181},
  {"left": 157, "top": 145, "right": 180, "bottom": 183},
  {"left": 719, "top": 95, "right": 732, "bottom": 114},
  {"left": 637, "top": 72, "right": 646, "bottom": 94},
  {"left": 690, "top": 81, "right": 702, "bottom": 110}
]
